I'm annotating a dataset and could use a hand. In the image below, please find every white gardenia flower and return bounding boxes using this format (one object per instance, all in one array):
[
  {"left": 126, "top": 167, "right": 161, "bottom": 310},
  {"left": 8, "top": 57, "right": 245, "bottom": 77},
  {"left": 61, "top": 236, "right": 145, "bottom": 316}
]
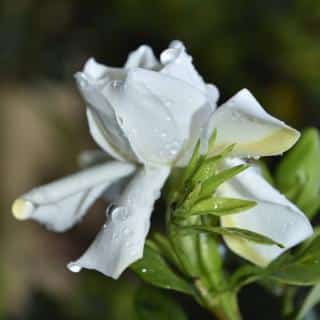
[{"left": 12, "top": 41, "right": 312, "bottom": 279}]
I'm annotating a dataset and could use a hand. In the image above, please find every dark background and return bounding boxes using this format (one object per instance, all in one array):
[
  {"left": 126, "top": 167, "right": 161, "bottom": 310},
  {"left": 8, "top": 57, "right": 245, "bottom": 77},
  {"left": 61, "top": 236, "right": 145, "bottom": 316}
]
[{"left": 1, "top": 0, "right": 320, "bottom": 318}]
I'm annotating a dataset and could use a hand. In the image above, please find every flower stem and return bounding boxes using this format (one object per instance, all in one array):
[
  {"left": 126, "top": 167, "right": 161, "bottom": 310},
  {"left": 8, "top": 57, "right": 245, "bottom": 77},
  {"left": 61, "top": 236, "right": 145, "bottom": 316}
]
[{"left": 194, "top": 279, "right": 242, "bottom": 320}]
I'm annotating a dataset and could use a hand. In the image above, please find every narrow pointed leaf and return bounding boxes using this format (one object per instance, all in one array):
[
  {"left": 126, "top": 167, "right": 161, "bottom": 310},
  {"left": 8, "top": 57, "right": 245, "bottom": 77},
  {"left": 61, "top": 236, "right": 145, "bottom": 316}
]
[
  {"left": 191, "top": 156, "right": 222, "bottom": 185},
  {"left": 181, "top": 225, "right": 284, "bottom": 248},
  {"left": 187, "top": 197, "right": 256, "bottom": 217},
  {"left": 200, "top": 164, "right": 249, "bottom": 197},
  {"left": 206, "top": 128, "right": 217, "bottom": 156},
  {"left": 181, "top": 140, "right": 201, "bottom": 185},
  {"left": 131, "top": 244, "right": 193, "bottom": 295}
]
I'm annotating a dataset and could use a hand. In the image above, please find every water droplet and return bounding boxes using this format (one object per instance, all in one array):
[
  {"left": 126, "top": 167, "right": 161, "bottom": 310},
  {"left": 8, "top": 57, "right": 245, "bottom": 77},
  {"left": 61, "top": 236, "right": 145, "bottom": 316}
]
[
  {"left": 169, "top": 149, "right": 178, "bottom": 156},
  {"left": 68, "top": 263, "right": 81, "bottom": 273},
  {"left": 106, "top": 204, "right": 117, "bottom": 217},
  {"left": 111, "top": 80, "right": 123, "bottom": 88},
  {"left": 165, "top": 100, "right": 172, "bottom": 107}
]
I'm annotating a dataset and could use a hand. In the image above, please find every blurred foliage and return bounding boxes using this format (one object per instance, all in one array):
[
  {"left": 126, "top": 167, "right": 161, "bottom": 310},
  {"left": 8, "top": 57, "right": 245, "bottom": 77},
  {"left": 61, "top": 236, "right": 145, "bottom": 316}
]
[
  {"left": 275, "top": 128, "right": 320, "bottom": 219},
  {"left": 1, "top": 0, "right": 320, "bottom": 127}
]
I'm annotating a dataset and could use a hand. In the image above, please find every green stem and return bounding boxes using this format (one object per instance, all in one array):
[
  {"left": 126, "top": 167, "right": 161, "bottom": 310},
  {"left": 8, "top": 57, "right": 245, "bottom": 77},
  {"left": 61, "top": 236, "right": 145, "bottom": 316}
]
[
  {"left": 282, "top": 286, "right": 296, "bottom": 318},
  {"left": 167, "top": 205, "right": 242, "bottom": 319},
  {"left": 194, "top": 279, "right": 241, "bottom": 320}
]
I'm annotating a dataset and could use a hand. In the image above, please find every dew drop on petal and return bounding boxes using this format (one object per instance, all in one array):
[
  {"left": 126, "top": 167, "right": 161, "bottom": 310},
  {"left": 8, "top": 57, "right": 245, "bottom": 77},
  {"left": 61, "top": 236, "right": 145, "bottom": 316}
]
[{"left": 67, "top": 262, "right": 81, "bottom": 273}]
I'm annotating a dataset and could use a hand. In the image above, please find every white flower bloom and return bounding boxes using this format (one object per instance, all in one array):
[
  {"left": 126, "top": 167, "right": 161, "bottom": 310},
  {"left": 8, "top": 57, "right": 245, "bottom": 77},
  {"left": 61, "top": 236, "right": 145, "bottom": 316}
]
[{"left": 12, "top": 40, "right": 312, "bottom": 278}]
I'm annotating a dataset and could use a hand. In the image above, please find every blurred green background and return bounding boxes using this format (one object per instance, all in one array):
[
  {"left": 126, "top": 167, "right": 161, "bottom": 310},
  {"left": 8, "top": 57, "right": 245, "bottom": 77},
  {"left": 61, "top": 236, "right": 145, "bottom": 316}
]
[{"left": 1, "top": 0, "right": 320, "bottom": 319}]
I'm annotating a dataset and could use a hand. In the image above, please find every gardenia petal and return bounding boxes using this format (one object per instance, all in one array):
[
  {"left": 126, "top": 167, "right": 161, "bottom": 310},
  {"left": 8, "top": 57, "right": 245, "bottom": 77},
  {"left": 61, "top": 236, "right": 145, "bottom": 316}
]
[
  {"left": 218, "top": 158, "right": 313, "bottom": 267},
  {"left": 12, "top": 162, "right": 136, "bottom": 232},
  {"left": 67, "top": 166, "right": 170, "bottom": 279},
  {"left": 119, "top": 68, "right": 209, "bottom": 165},
  {"left": 76, "top": 69, "right": 137, "bottom": 162},
  {"left": 125, "top": 45, "right": 160, "bottom": 69},
  {"left": 160, "top": 40, "right": 207, "bottom": 92},
  {"left": 206, "top": 89, "right": 300, "bottom": 158},
  {"left": 102, "top": 70, "right": 189, "bottom": 165},
  {"left": 206, "top": 84, "right": 219, "bottom": 111}
]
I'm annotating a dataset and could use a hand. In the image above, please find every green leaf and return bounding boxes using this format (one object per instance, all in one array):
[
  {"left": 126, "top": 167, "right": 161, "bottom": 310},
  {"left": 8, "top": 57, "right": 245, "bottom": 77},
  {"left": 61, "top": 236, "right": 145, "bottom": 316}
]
[
  {"left": 131, "top": 244, "right": 193, "bottom": 295},
  {"left": 178, "top": 183, "right": 202, "bottom": 211},
  {"left": 186, "top": 197, "right": 256, "bottom": 217},
  {"left": 191, "top": 156, "right": 222, "bottom": 185},
  {"left": 200, "top": 164, "right": 249, "bottom": 198},
  {"left": 180, "top": 140, "right": 202, "bottom": 189},
  {"left": 153, "top": 233, "right": 183, "bottom": 270},
  {"left": 181, "top": 225, "right": 284, "bottom": 248},
  {"left": 275, "top": 128, "right": 320, "bottom": 219},
  {"left": 206, "top": 128, "right": 217, "bottom": 156},
  {"left": 296, "top": 284, "right": 320, "bottom": 319},
  {"left": 266, "top": 233, "right": 320, "bottom": 285},
  {"left": 163, "top": 168, "right": 184, "bottom": 205},
  {"left": 134, "top": 286, "right": 187, "bottom": 320},
  {"left": 196, "top": 220, "right": 223, "bottom": 287}
]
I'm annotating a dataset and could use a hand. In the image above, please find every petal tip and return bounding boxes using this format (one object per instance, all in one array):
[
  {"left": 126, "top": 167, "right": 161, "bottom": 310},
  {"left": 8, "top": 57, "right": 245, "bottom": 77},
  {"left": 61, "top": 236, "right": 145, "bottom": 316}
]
[
  {"left": 74, "top": 72, "right": 89, "bottom": 90},
  {"left": 83, "top": 57, "right": 107, "bottom": 79},
  {"left": 277, "top": 127, "right": 301, "bottom": 154},
  {"left": 169, "top": 40, "right": 185, "bottom": 50},
  {"left": 12, "top": 198, "right": 34, "bottom": 220}
]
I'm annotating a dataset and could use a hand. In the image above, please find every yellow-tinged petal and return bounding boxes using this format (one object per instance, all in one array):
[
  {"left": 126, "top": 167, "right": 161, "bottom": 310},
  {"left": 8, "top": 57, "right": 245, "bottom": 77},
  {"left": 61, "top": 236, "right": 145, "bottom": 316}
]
[
  {"left": 218, "top": 158, "right": 313, "bottom": 267},
  {"left": 206, "top": 89, "right": 300, "bottom": 158}
]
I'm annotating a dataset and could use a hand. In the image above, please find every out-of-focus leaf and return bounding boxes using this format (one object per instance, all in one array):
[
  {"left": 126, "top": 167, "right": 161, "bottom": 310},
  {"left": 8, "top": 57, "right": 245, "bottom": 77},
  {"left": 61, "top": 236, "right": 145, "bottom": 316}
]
[
  {"left": 275, "top": 128, "right": 320, "bottom": 219},
  {"left": 180, "top": 225, "right": 284, "bottom": 248},
  {"left": 267, "top": 233, "right": 320, "bottom": 285},
  {"left": 71, "top": 273, "right": 138, "bottom": 320},
  {"left": 134, "top": 286, "right": 187, "bottom": 320},
  {"left": 131, "top": 244, "right": 193, "bottom": 295},
  {"left": 296, "top": 284, "right": 320, "bottom": 320}
]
